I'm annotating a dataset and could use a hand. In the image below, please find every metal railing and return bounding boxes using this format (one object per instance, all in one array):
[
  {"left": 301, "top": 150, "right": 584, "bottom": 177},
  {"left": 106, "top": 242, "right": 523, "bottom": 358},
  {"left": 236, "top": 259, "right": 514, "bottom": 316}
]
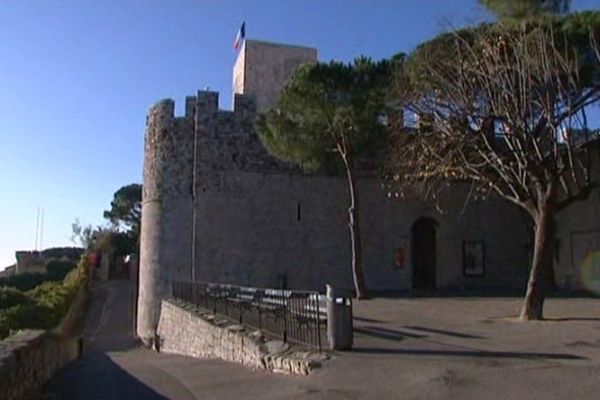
[{"left": 172, "top": 281, "right": 325, "bottom": 351}]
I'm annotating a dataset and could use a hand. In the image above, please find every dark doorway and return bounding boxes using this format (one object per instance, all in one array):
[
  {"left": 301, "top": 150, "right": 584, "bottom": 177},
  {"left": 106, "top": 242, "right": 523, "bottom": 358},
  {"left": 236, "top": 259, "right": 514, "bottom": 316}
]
[{"left": 411, "top": 217, "right": 437, "bottom": 289}]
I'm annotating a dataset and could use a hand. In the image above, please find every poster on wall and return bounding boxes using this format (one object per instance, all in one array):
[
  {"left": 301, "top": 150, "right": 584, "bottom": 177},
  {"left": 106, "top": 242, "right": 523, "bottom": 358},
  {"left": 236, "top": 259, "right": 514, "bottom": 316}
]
[
  {"left": 463, "top": 241, "right": 485, "bottom": 277},
  {"left": 393, "top": 237, "right": 410, "bottom": 271}
]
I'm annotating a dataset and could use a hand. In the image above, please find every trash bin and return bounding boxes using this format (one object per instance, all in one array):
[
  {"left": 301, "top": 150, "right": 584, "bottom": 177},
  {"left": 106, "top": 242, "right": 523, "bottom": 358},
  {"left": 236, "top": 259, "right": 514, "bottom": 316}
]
[{"left": 326, "top": 284, "right": 353, "bottom": 350}]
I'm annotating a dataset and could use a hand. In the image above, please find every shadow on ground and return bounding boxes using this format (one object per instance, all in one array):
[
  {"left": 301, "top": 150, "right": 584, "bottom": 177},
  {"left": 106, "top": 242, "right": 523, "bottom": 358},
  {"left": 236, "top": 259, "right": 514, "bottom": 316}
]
[
  {"left": 355, "top": 326, "right": 426, "bottom": 341},
  {"left": 42, "top": 353, "right": 168, "bottom": 400},
  {"left": 351, "top": 347, "right": 587, "bottom": 360},
  {"left": 403, "top": 325, "right": 485, "bottom": 339},
  {"left": 41, "top": 281, "right": 170, "bottom": 400}
]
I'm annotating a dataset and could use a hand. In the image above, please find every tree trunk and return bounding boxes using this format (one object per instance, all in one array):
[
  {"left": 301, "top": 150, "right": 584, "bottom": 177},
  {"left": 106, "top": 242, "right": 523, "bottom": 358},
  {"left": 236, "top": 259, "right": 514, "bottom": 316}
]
[
  {"left": 520, "top": 201, "right": 555, "bottom": 321},
  {"left": 343, "top": 162, "right": 368, "bottom": 299}
]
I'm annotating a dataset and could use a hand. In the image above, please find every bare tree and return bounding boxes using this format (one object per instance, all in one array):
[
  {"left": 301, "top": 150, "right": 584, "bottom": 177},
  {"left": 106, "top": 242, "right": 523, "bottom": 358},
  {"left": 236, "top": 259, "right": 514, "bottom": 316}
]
[{"left": 389, "top": 23, "right": 600, "bottom": 320}]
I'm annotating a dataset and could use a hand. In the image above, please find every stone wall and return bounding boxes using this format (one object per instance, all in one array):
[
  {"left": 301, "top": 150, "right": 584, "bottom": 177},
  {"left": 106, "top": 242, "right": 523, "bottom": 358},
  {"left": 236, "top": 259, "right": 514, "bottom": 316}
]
[
  {"left": 0, "top": 331, "right": 80, "bottom": 400},
  {"left": 14, "top": 251, "right": 45, "bottom": 275},
  {"left": 138, "top": 89, "right": 530, "bottom": 293},
  {"left": 193, "top": 171, "right": 532, "bottom": 291},
  {"left": 138, "top": 97, "right": 194, "bottom": 343},
  {"left": 554, "top": 150, "right": 600, "bottom": 290},
  {"left": 138, "top": 39, "right": 600, "bottom": 345},
  {"left": 183, "top": 89, "right": 531, "bottom": 291},
  {"left": 0, "top": 283, "right": 88, "bottom": 400},
  {"left": 0, "top": 265, "right": 16, "bottom": 278},
  {"left": 157, "top": 299, "right": 322, "bottom": 375},
  {"left": 139, "top": 87, "right": 534, "bottom": 341}
]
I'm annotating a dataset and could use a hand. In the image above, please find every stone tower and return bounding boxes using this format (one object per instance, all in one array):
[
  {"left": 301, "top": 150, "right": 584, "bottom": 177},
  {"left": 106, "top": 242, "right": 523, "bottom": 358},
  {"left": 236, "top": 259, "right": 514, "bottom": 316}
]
[
  {"left": 232, "top": 40, "right": 317, "bottom": 112},
  {"left": 137, "top": 41, "right": 318, "bottom": 343},
  {"left": 137, "top": 98, "right": 195, "bottom": 344}
]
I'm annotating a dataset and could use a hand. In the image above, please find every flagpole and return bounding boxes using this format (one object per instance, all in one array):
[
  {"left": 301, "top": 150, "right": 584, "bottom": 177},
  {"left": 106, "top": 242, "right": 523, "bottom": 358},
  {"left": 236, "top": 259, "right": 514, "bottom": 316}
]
[
  {"left": 34, "top": 206, "right": 40, "bottom": 251},
  {"left": 40, "top": 209, "right": 44, "bottom": 251}
]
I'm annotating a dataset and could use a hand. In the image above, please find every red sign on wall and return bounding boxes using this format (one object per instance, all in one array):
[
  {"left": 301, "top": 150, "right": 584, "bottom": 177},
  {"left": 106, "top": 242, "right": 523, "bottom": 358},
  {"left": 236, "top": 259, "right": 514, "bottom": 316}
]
[{"left": 394, "top": 248, "right": 405, "bottom": 269}]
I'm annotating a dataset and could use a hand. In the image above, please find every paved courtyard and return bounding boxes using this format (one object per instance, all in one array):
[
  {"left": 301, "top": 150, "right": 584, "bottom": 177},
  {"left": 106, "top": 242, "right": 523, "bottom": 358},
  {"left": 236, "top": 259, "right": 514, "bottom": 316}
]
[
  {"left": 42, "top": 281, "right": 600, "bottom": 399},
  {"left": 342, "top": 295, "right": 600, "bottom": 399}
]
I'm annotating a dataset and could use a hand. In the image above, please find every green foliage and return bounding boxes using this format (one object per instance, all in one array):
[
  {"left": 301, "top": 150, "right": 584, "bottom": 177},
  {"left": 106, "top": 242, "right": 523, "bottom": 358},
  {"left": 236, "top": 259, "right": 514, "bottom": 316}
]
[
  {"left": 62, "top": 254, "right": 90, "bottom": 289},
  {"left": 256, "top": 57, "right": 398, "bottom": 173},
  {"left": 256, "top": 57, "right": 399, "bottom": 299},
  {"left": 480, "top": 0, "right": 570, "bottom": 20},
  {"left": 0, "top": 254, "right": 89, "bottom": 340},
  {"left": 27, "top": 282, "right": 75, "bottom": 324},
  {"left": 96, "top": 230, "right": 136, "bottom": 258},
  {"left": 72, "top": 220, "right": 137, "bottom": 256},
  {"left": 103, "top": 183, "right": 142, "bottom": 234},
  {"left": 0, "top": 273, "right": 48, "bottom": 292},
  {"left": 73, "top": 183, "right": 141, "bottom": 256},
  {"left": 0, "top": 304, "right": 55, "bottom": 337},
  {"left": 41, "top": 247, "right": 84, "bottom": 261},
  {"left": 0, "top": 259, "right": 78, "bottom": 292},
  {"left": 406, "top": 11, "right": 600, "bottom": 92},
  {"left": 0, "top": 287, "right": 30, "bottom": 310},
  {"left": 45, "top": 259, "right": 77, "bottom": 281}
]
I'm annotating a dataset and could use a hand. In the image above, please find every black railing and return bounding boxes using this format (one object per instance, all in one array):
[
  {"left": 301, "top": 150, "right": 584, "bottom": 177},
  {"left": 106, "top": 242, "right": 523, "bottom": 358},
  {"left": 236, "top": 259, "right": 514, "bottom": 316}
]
[{"left": 172, "top": 281, "right": 325, "bottom": 352}]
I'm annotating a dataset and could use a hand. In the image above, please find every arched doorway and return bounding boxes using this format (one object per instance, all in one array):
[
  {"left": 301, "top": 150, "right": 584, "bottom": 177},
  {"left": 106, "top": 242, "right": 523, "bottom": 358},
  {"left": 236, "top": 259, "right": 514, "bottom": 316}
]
[{"left": 411, "top": 217, "right": 437, "bottom": 289}]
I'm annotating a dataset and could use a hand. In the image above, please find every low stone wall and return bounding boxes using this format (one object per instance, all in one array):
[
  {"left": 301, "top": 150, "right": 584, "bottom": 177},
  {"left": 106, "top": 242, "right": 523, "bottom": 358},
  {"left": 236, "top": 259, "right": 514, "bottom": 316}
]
[
  {"left": 0, "top": 331, "right": 80, "bottom": 400},
  {"left": 157, "top": 299, "right": 325, "bottom": 375},
  {"left": 0, "top": 284, "right": 88, "bottom": 400}
]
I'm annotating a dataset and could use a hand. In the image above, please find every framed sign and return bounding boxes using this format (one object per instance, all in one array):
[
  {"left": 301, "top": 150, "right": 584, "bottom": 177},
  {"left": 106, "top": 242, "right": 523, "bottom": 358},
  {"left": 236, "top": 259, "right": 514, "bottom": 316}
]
[{"left": 463, "top": 241, "right": 485, "bottom": 277}]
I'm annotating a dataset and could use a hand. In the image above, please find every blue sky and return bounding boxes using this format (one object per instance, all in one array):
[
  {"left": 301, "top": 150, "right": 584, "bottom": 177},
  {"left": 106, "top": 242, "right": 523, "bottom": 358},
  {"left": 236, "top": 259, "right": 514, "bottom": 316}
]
[{"left": 0, "top": 0, "right": 598, "bottom": 269}]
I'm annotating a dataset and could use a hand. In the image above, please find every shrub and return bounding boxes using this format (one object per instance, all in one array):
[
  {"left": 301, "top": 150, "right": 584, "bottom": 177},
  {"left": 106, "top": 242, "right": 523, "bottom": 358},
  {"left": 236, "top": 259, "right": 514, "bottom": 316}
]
[
  {"left": 45, "top": 259, "right": 77, "bottom": 281},
  {"left": 63, "top": 254, "right": 90, "bottom": 289},
  {"left": 0, "top": 253, "right": 90, "bottom": 340},
  {"left": 0, "top": 303, "right": 55, "bottom": 331},
  {"left": 0, "top": 287, "right": 30, "bottom": 310},
  {"left": 0, "top": 273, "right": 47, "bottom": 291},
  {"left": 27, "top": 282, "right": 75, "bottom": 323},
  {"left": 41, "top": 247, "right": 84, "bottom": 260}
]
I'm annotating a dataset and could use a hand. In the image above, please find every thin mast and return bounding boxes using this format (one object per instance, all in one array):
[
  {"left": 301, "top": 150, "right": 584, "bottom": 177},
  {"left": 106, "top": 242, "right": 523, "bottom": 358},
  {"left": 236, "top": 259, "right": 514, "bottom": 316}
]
[
  {"left": 34, "top": 206, "right": 40, "bottom": 251},
  {"left": 39, "top": 209, "right": 44, "bottom": 251}
]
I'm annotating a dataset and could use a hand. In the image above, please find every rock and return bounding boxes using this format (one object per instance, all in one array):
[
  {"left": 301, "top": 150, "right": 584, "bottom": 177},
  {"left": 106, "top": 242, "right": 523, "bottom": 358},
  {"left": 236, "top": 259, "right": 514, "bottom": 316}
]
[
  {"left": 248, "top": 330, "right": 266, "bottom": 343},
  {"left": 226, "top": 325, "right": 245, "bottom": 333},
  {"left": 265, "top": 340, "right": 289, "bottom": 355}
]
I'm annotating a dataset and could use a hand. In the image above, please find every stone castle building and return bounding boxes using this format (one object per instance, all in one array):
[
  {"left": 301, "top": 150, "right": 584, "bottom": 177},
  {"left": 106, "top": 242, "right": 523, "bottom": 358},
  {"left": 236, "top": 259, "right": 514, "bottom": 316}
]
[
  {"left": 137, "top": 39, "right": 600, "bottom": 343},
  {"left": 0, "top": 248, "right": 84, "bottom": 278}
]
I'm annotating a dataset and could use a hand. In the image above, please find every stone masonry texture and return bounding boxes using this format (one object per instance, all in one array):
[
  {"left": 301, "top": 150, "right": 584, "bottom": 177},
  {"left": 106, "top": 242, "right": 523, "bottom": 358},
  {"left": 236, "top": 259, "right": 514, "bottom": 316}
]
[
  {"left": 0, "top": 331, "right": 80, "bottom": 400},
  {"left": 233, "top": 40, "right": 317, "bottom": 112},
  {"left": 138, "top": 40, "right": 600, "bottom": 343},
  {"left": 0, "top": 284, "right": 88, "bottom": 400},
  {"left": 157, "top": 299, "right": 321, "bottom": 375}
]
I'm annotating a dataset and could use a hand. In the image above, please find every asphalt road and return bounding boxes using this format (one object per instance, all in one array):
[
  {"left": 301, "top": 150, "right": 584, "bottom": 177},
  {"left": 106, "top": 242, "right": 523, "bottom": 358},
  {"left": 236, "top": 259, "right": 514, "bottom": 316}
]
[
  {"left": 41, "top": 281, "right": 600, "bottom": 399},
  {"left": 40, "top": 281, "right": 309, "bottom": 400}
]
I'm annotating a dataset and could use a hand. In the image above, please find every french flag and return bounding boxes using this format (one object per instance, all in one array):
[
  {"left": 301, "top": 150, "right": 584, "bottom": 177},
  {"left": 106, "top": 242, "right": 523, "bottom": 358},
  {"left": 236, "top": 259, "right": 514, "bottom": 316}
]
[{"left": 233, "top": 21, "right": 246, "bottom": 50}]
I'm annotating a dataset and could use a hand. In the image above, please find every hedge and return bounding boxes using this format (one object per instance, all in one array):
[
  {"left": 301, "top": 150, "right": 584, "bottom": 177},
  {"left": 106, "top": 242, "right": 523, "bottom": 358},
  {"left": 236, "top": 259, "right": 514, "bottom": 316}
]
[{"left": 0, "top": 255, "right": 90, "bottom": 339}]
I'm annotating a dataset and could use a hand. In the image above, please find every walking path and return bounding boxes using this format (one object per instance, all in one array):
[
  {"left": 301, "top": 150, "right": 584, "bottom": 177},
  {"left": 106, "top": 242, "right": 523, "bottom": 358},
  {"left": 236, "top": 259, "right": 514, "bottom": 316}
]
[{"left": 42, "top": 281, "right": 600, "bottom": 399}]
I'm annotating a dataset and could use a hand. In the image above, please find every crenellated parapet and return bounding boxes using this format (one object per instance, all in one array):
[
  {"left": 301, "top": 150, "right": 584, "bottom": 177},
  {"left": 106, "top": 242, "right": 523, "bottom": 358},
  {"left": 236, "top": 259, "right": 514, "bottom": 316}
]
[
  {"left": 152, "top": 90, "right": 297, "bottom": 181},
  {"left": 138, "top": 40, "right": 320, "bottom": 342},
  {"left": 138, "top": 89, "right": 292, "bottom": 343},
  {"left": 143, "top": 99, "right": 194, "bottom": 202},
  {"left": 144, "top": 91, "right": 287, "bottom": 199}
]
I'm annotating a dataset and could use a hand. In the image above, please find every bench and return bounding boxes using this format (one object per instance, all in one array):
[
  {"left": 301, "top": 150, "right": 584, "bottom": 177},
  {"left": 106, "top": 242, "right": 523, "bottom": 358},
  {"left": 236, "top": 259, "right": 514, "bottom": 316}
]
[
  {"left": 290, "top": 293, "right": 327, "bottom": 330},
  {"left": 201, "top": 284, "right": 326, "bottom": 332}
]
